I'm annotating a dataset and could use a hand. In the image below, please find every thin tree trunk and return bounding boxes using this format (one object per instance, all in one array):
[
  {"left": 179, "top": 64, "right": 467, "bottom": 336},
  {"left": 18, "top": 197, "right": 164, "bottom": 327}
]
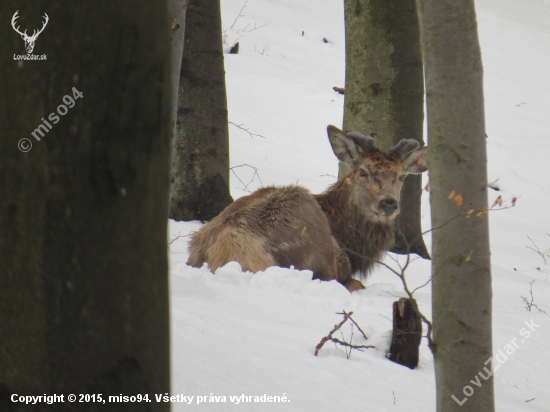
[
  {"left": 170, "top": 0, "right": 233, "bottom": 222},
  {"left": 0, "top": 1, "right": 171, "bottom": 410},
  {"left": 343, "top": 0, "right": 429, "bottom": 258},
  {"left": 416, "top": 1, "right": 495, "bottom": 411}
]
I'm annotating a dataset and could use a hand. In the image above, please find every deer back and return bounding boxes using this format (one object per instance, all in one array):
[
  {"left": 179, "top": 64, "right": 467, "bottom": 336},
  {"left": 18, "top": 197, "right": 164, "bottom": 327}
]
[{"left": 187, "top": 125, "right": 429, "bottom": 290}]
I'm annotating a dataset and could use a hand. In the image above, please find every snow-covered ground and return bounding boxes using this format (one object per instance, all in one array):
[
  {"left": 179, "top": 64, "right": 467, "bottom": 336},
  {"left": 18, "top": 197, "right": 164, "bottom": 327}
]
[{"left": 169, "top": 0, "right": 550, "bottom": 410}]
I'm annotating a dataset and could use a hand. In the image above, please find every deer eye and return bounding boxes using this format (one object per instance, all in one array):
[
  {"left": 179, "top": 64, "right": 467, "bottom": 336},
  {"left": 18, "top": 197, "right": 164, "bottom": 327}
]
[{"left": 358, "top": 169, "right": 368, "bottom": 178}]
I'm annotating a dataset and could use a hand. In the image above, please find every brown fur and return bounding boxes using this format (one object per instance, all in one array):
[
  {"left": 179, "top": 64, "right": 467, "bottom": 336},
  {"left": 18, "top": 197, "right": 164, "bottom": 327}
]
[
  {"left": 187, "top": 125, "right": 428, "bottom": 292},
  {"left": 315, "top": 177, "right": 395, "bottom": 284},
  {"left": 187, "top": 186, "right": 339, "bottom": 281}
]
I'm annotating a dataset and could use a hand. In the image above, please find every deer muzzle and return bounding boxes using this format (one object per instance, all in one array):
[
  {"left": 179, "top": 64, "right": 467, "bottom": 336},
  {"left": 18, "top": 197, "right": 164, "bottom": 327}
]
[{"left": 378, "top": 198, "right": 399, "bottom": 216}]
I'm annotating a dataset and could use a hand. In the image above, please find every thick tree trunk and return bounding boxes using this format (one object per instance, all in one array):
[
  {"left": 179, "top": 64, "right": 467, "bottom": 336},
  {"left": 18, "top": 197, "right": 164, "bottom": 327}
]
[
  {"left": 342, "top": 0, "right": 429, "bottom": 258},
  {"left": 0, "top": 1, "right": 171, "bottom": 410},
  {"left": 169, "top": 0, "right": 188, "bottom": 145},
  {"left": 416, "top": 1, "right": 495, "bottom": 411},
  {"left": 170, "top": 0, "right": 233, "bottom": 222}
]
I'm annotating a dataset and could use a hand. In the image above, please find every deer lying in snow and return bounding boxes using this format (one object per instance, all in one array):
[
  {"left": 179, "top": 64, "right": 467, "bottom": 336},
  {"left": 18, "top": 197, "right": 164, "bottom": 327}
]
[{"left": 187, "top": 125, "right": 428, "bottom": 292}]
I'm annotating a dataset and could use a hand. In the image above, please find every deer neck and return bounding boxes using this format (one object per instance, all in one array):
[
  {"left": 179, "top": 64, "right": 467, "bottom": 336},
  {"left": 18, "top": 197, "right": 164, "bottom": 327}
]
[{"left": 315, "top": 176, "right": 394, "bottom": 277}]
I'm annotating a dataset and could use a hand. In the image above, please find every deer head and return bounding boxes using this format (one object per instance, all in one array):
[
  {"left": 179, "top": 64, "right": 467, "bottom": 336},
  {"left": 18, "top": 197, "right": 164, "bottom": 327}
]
[
  {"left": 12, "top": 11, "right": 49, "bottom": 54},
  {"left": 327, "top": 125, "right": 428, "bottom": 222}
]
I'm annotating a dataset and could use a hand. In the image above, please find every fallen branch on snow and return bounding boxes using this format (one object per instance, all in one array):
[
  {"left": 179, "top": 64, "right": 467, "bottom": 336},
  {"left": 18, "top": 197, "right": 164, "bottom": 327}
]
[{"left": 314, "top": 311, "right": 375, "bottom": 357}]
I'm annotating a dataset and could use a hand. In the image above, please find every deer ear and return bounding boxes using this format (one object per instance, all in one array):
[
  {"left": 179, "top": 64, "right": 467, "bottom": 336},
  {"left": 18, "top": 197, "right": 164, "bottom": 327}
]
[
  {"left": 402, "top": 146, "right": 428, "bottom": 174},
  {"left": 327, "top": 125, "right": 363, "bottom": 166}
]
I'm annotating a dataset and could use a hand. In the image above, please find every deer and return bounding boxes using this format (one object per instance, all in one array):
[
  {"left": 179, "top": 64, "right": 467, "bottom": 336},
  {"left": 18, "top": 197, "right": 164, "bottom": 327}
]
[
  {"left": 11, "top": 11, "right": 49, "bottom": 54},
  {"left": 187, "top": 125, "right": 428, "bottom": 292}
]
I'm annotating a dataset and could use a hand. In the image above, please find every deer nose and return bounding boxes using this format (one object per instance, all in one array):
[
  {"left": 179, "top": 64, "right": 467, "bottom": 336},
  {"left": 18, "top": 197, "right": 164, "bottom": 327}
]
[{"left": 379, "top": 198, "right": 398, "bottom": 216}]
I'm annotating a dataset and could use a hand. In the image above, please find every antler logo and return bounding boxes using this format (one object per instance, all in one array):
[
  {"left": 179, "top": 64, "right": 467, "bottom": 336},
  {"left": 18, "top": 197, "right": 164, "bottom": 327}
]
[{"left": 11, "top": 11, "right": 49, "bottom": 54}]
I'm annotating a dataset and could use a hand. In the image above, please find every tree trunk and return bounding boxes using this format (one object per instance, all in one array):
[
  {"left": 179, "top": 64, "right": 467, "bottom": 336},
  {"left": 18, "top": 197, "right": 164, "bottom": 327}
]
[
  {"left": 342, "top": 0, "right": 429, "bottom": 258},
  {"left": 416, "top": 1, "right": 495, "bottom": 411},
  {"left": 170, "top": 0, "right": 233, "bottom": 222},
  {"left": 169, "top": 0, "right": 188, "bottom": 146},
  {"left": 0, "top": 1, "right": 171, "bottom": 410},
  {"left": 388, "top": 298, "right": 422, "bottom": 369}
]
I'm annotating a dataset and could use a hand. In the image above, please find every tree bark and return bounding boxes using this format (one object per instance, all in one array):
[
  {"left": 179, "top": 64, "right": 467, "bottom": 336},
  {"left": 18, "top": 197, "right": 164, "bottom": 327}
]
[
  {"left": 170, "top": 0, "right": 233, "bottom": 222},
  {"left": 0, "top": 1, "right": 171, "bottom": 410},
  {"left": 342, "top": 0, "right": 429, "bottom": 258},
  {"left": 388, "top": 298, "right": 422, "bottom": 369},
  {"left": 169, "top": 0, "right": 188, "bottom": 147},
  {"left": 416, "top": 1, "right": 495, "bottom": 411}
]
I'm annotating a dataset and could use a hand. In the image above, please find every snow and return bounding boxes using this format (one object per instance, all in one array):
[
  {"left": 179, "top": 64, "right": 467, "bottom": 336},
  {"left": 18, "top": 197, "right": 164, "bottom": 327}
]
[{"left": 168, "top": 0, "right": 550, "bottom": 410}]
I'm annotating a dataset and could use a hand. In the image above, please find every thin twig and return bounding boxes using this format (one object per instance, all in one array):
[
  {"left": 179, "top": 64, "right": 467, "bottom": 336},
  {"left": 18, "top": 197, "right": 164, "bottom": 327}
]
[
  {"left": 168, "top": 231, "right": 193, "bottom": 245},
  {"left": 525, "top": 235, "right": 550, "bottom": 265},
  {"left": 230, "top": 164, "right": 263, "bottom": 194},
  {"left": 339, "top": 328, "right": 351, "bottom": 359},
  {"left": 315, "top": 311, "right": 375, "bottom": 357},
  {"left": 330, "top": 337, "right": 374, "bottom": 352},
  {"left": 228, "top": 2, "right": 247, "bottom": 30},
  {"left": 315, "top": 311, "right": 351, "bottom": 356},
  {"left": 348, "top": 315, "right": 369, "bottom": 341},
  {"left": 247, "top": 22, "right": 268, "bottom": 32},
  {"left": 229, "top": 122, "right": 267, "bottom": 139},
  {"left": 520, "top": 280, "right": 547, "bottom": 314}
]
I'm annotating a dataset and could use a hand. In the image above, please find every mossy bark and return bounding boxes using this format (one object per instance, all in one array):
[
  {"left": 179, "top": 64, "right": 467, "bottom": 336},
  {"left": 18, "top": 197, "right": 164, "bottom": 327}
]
[
  {"left": 417, "top": 0, "right": 495, "bottom": 410},
  {"left": 0, "top": 0, "right": 171, "bottom": 410},
  {"left": 170, "top": 0, "right": 233, "bottom": 222},
  {"left": 343, "top": 0, "right": 428, "bottom": 258}
]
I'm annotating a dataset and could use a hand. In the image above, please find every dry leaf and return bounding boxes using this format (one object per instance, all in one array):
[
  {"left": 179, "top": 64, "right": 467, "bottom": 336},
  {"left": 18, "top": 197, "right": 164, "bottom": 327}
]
[
  {"left": 477, "top": 206, "right": 488, "bottom": 217},
  {"left": 454, "top": 194, "right": 463, "bottom": 207},
  {"left": 466, "top": 209, "right": 475, "bottom": 218},
  {"left": 448, "top": 190, "right": 456, "bottom": 199},
  {"left": 301, "top": 226, "right": 307, "bottom": 235},
  {"left": 171, "top": 18, "right": 178, "bottom": 30},
  {"left": 424, "top": 181, "right": 430, "bottom": 192},
  {"left": 491, "top": 195, "right": 503, "bottom": 208},
  {"left": 465, "top": 250, "right": 474, "bottom": 262},
  {"left": 511, "top": 196, "right": 517, "bottom": 206}
]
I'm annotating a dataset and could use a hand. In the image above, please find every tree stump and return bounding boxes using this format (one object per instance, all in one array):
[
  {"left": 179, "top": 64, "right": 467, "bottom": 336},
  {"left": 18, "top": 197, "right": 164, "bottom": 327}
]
[{"left": 388, "top": 297, "right": 422, "bottom": 369}]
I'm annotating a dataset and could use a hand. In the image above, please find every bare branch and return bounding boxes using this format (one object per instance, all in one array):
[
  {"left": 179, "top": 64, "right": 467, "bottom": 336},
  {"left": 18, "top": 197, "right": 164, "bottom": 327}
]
[
  {"left": 315, "top": 311, "right": 375, "bottom": 357},
  {"left": 229, "top": 121, "right": 267, "bottom": 139},
  {"left": 247, "top": 22, "right": 268, "bottom": 32},
  {"left": 230, "top": 164, "right": 263, "bottom": 194},
  {"left": 228, "top": 1, "right": 247, "bottom": 31},
  {"left": 329, "top": 337, "right": 375, "bottom": 352},
  {"left": 520, "top": 280, "right": 547, "bottom": 314},
  {"left": 348, "top": 315, "right": 369, "bottom": 341},
  {"left": 525, "top": 235, "right": 550, "bottom": 265},
  {"left": 168, "top": 231, "right": 193, "bottom": 245}
]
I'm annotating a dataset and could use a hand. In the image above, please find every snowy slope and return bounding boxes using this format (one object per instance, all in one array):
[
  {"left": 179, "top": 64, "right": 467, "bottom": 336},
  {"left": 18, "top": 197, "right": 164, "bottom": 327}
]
[{"left": 168, "top": 1, "right": 550, "bottom": 410}]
